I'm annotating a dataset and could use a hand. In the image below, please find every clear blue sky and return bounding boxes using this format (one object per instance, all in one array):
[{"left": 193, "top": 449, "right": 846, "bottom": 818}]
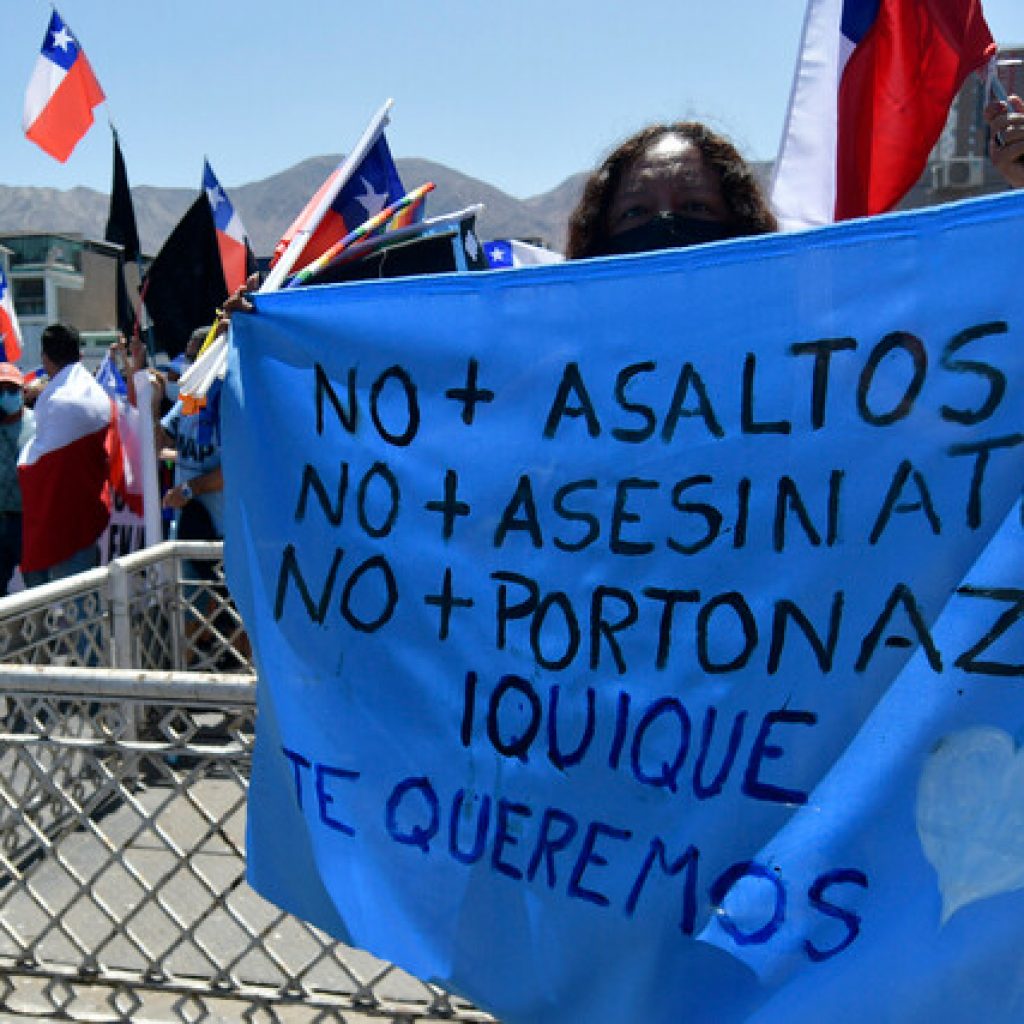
[{"left": 7, "top": 0, "right": 1023, "bottom": 199}]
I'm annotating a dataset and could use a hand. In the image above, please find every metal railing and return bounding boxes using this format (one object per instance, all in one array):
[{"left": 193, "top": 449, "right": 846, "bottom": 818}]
[{"left": 0, "top": 544, "right": 492, "bottom": 1023}]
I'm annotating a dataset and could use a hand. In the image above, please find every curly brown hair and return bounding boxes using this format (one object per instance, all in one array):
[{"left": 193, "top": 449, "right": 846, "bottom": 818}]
[{"left": 566, "top": 122, "right": 777, "bottom": 259}]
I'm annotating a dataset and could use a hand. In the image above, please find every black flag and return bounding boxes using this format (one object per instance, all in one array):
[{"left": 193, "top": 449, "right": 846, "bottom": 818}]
[
  {"left": 105, "top": 131, "right": 140, "bottom": 261},
  {"left": 104, "top": 130, "right": 142, "bottom": 337},
  {"left": 306, "top": 211, "right": 490, "bottom": 286},
  {"left": 142, "top": 195, "right": 226, "bottom": 357}
]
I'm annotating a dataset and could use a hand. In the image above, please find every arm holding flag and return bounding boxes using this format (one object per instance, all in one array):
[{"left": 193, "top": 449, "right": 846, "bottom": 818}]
[{"left": 985, "top": 94, "right": 1024, "bottom": 188}]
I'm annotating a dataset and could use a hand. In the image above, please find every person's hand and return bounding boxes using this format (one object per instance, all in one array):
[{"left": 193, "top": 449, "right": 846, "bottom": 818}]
[
  {"left": 162, "top": 483, "right": 192, "bottom": 510},
  {"left": 984, "top": 95, "right": 1024, "bottom": 189},
  {"left": 128, "top": 335, "right": 148, "bottom": 373},
  {"left": 215, "top": 272, "right": 261, "bottom": 338},
  {"left": 23, "top": 378, "right": 46, "bottom": 408},
  {"left": 108, "top": 339, "right": 129, "bottom": 375}
]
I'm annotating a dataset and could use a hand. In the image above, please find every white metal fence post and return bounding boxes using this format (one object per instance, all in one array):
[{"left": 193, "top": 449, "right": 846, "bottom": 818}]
[{"left": 108, "top": 558, "right": 132, "bottom": 670}]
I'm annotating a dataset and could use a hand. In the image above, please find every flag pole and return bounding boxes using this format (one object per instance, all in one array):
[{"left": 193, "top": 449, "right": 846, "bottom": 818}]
[
  {"left": 108, "top": 123, "right": 154, "bottom": 352},
  {"left": 180, "top": 99, "right": 396, "bottom": 404},
  {"left": 132, "top": 370, "right": 164, "bottom": 548},
  {"left": 261, "top": 98, "right": 394, "bottom": 293}
]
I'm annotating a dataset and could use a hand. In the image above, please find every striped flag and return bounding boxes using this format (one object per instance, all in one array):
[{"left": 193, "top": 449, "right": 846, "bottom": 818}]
[
  {"left": 772, "top": 0, "right": 996, "bottom": 230},
  {"left": 271, "top": 135, "right": 404, "bottom": 274},
  {"left": 0, "top": 268, "right": 23, "bottom": 363},
  {"left": 23, "top": 9, "right": 105, "bottom": 163},
  {"left": 203, "top": 160, "right": 251, "bottom": 294}
]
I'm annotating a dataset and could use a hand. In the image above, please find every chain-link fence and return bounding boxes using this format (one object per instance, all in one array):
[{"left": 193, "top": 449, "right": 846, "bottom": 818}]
[{"left": 0, "top": 544, "right": 493, "bottom": 1023}]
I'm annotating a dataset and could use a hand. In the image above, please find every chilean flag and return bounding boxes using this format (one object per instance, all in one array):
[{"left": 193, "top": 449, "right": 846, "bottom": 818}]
[
  {"left": 18, "top": 363, "right": 112, "bottom": 573},
  {"left": 23, "top": 10, "right": 105, "bottom": 163},
  {"left": 0, "top": 268, "right": 23, "bottom": 364},
  {"left": 271, "top": 135, "right": 405, "bottom": 273},
  {"left": 772, "top": 0, "right": 996, "bottom": 230},
  {"left": 203, "top": 160, "right": 250, "bottom": 294},
  {"left": 106, "top": 397, "right": 145, "bottom": 518},
  {"left": 95, "top": 354, "right": 145, "bottom": 518}
]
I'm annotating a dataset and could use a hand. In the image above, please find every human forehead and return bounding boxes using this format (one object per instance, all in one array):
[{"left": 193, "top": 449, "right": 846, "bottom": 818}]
[{"left": 617, "top": 134, "right": 716, "bottom": 192}]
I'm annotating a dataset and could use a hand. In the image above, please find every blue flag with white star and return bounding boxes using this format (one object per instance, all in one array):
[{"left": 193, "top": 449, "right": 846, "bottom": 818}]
[
  {"left": 272, "top": 134, "right": 404, "bottom": 274},
  {"left": 330, "top": 135, "right": 404, "bottom": 232},
  {"left": 202, "top": 159, "right": 250, "bottom": 292},
  {"left": 224, "top": 192, "right": 1024, "bottom": 1024},
  {"left": 485, "top": 238, "right": 565, "bottom": 268}
]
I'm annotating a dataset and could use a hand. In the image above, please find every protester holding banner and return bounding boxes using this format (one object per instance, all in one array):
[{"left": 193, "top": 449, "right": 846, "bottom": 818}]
[
  {"left": 566, "top": 122, "right": 777, "bottom": 259},
  {"left": 0, "top": 364, "right": 34, "bottom": 596},
  {"left": 985, "top": 94, "right": 1024, "bottom": 188},
  {"left": 225, "top": 184, "right": 1024, "bottom": 1024}
]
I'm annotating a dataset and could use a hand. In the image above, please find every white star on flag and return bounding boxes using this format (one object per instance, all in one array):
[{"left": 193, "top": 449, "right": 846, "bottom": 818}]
[
  {"left": 355, "top": 176, "right": 388, "bottom": 218},
  {"left": 206, "top": 186, "right": 226, "bottom": 210},
  {"left": 51, "top": 26, "right": 74, "bottom": 50}
]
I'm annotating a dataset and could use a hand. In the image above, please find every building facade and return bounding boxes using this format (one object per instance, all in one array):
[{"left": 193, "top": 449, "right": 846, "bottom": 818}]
[
  {"left": 0, "top": 232, "right": 126, "bottom": 370},
  {"left": 902, "top": 48, "right": 1024, "bottom": 209}
]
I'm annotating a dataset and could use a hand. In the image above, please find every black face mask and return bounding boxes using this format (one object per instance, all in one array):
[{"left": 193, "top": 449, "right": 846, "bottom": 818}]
[{"left": 593, "top": 213, "right": 741, "bottom": 257}]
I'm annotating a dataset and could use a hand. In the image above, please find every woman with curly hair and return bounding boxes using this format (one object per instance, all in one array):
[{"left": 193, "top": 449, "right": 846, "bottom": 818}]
[{"left": 566, "top": 122, "right": 777, "bottom": 260}]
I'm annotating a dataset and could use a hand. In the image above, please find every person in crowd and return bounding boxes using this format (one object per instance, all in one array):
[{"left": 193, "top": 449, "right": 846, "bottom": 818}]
[
  {"left": 160, "top": 352, "right": 189, "bottom": 403},
  {"left": 984, "top": 94, "right": 1024, "bottom": 189},
  {"left": 158, "top": 329, "right": 224, "bottom": 541},
  {"left": 168, "top": 325, "right": 210, "bottom": 386},
  {"left": 217, "top": 125, "right": 772, "bottom": 321},
  {"left": 158, "top": 330, "right": 250, "bottom": 666},
  {"left": 18, "top": 323, "right": 111, "bottom": 587},
  {"left": 110, "top": 333, "right": 171, "bottom": 431},
  {"left": 0, "top": 364, "right": 35, "bottom": 596},
  {"left": 566, "top": 121, "right": 778, "bottom": 259}
]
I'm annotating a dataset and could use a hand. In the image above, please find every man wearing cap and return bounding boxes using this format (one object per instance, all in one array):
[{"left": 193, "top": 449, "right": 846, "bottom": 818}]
[{"left": 0, "top": 363, "right": 35, "bottom": 596}]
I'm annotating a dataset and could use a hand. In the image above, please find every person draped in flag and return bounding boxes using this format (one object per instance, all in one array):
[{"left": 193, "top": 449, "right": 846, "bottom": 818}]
[
  {"left": 566, "top": 122, "right": 777, "bottom": 260},
  {"left": 18, "top": 324, "right": 112, "bottom": 586},
  {"left": 985, "top": 94, "right": 1024, "bottom": 188}
]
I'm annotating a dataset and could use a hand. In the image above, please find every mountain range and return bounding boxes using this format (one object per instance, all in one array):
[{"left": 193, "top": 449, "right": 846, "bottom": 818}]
[{"left": 0, "top": 157, "right": 591, "bottom": 259}]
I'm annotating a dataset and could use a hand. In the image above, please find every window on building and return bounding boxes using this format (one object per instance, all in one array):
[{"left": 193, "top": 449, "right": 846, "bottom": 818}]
[
  {"left": 12, "top": 278, "right": 45, "bottom": 317},
  {"left": 3, "top": 235, "right": 82, "bottom": 272}
]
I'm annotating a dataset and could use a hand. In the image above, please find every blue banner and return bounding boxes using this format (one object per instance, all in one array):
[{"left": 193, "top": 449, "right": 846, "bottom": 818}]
[{"left": 224, "top": 192, "right": 1024, "bottom": 1024}]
